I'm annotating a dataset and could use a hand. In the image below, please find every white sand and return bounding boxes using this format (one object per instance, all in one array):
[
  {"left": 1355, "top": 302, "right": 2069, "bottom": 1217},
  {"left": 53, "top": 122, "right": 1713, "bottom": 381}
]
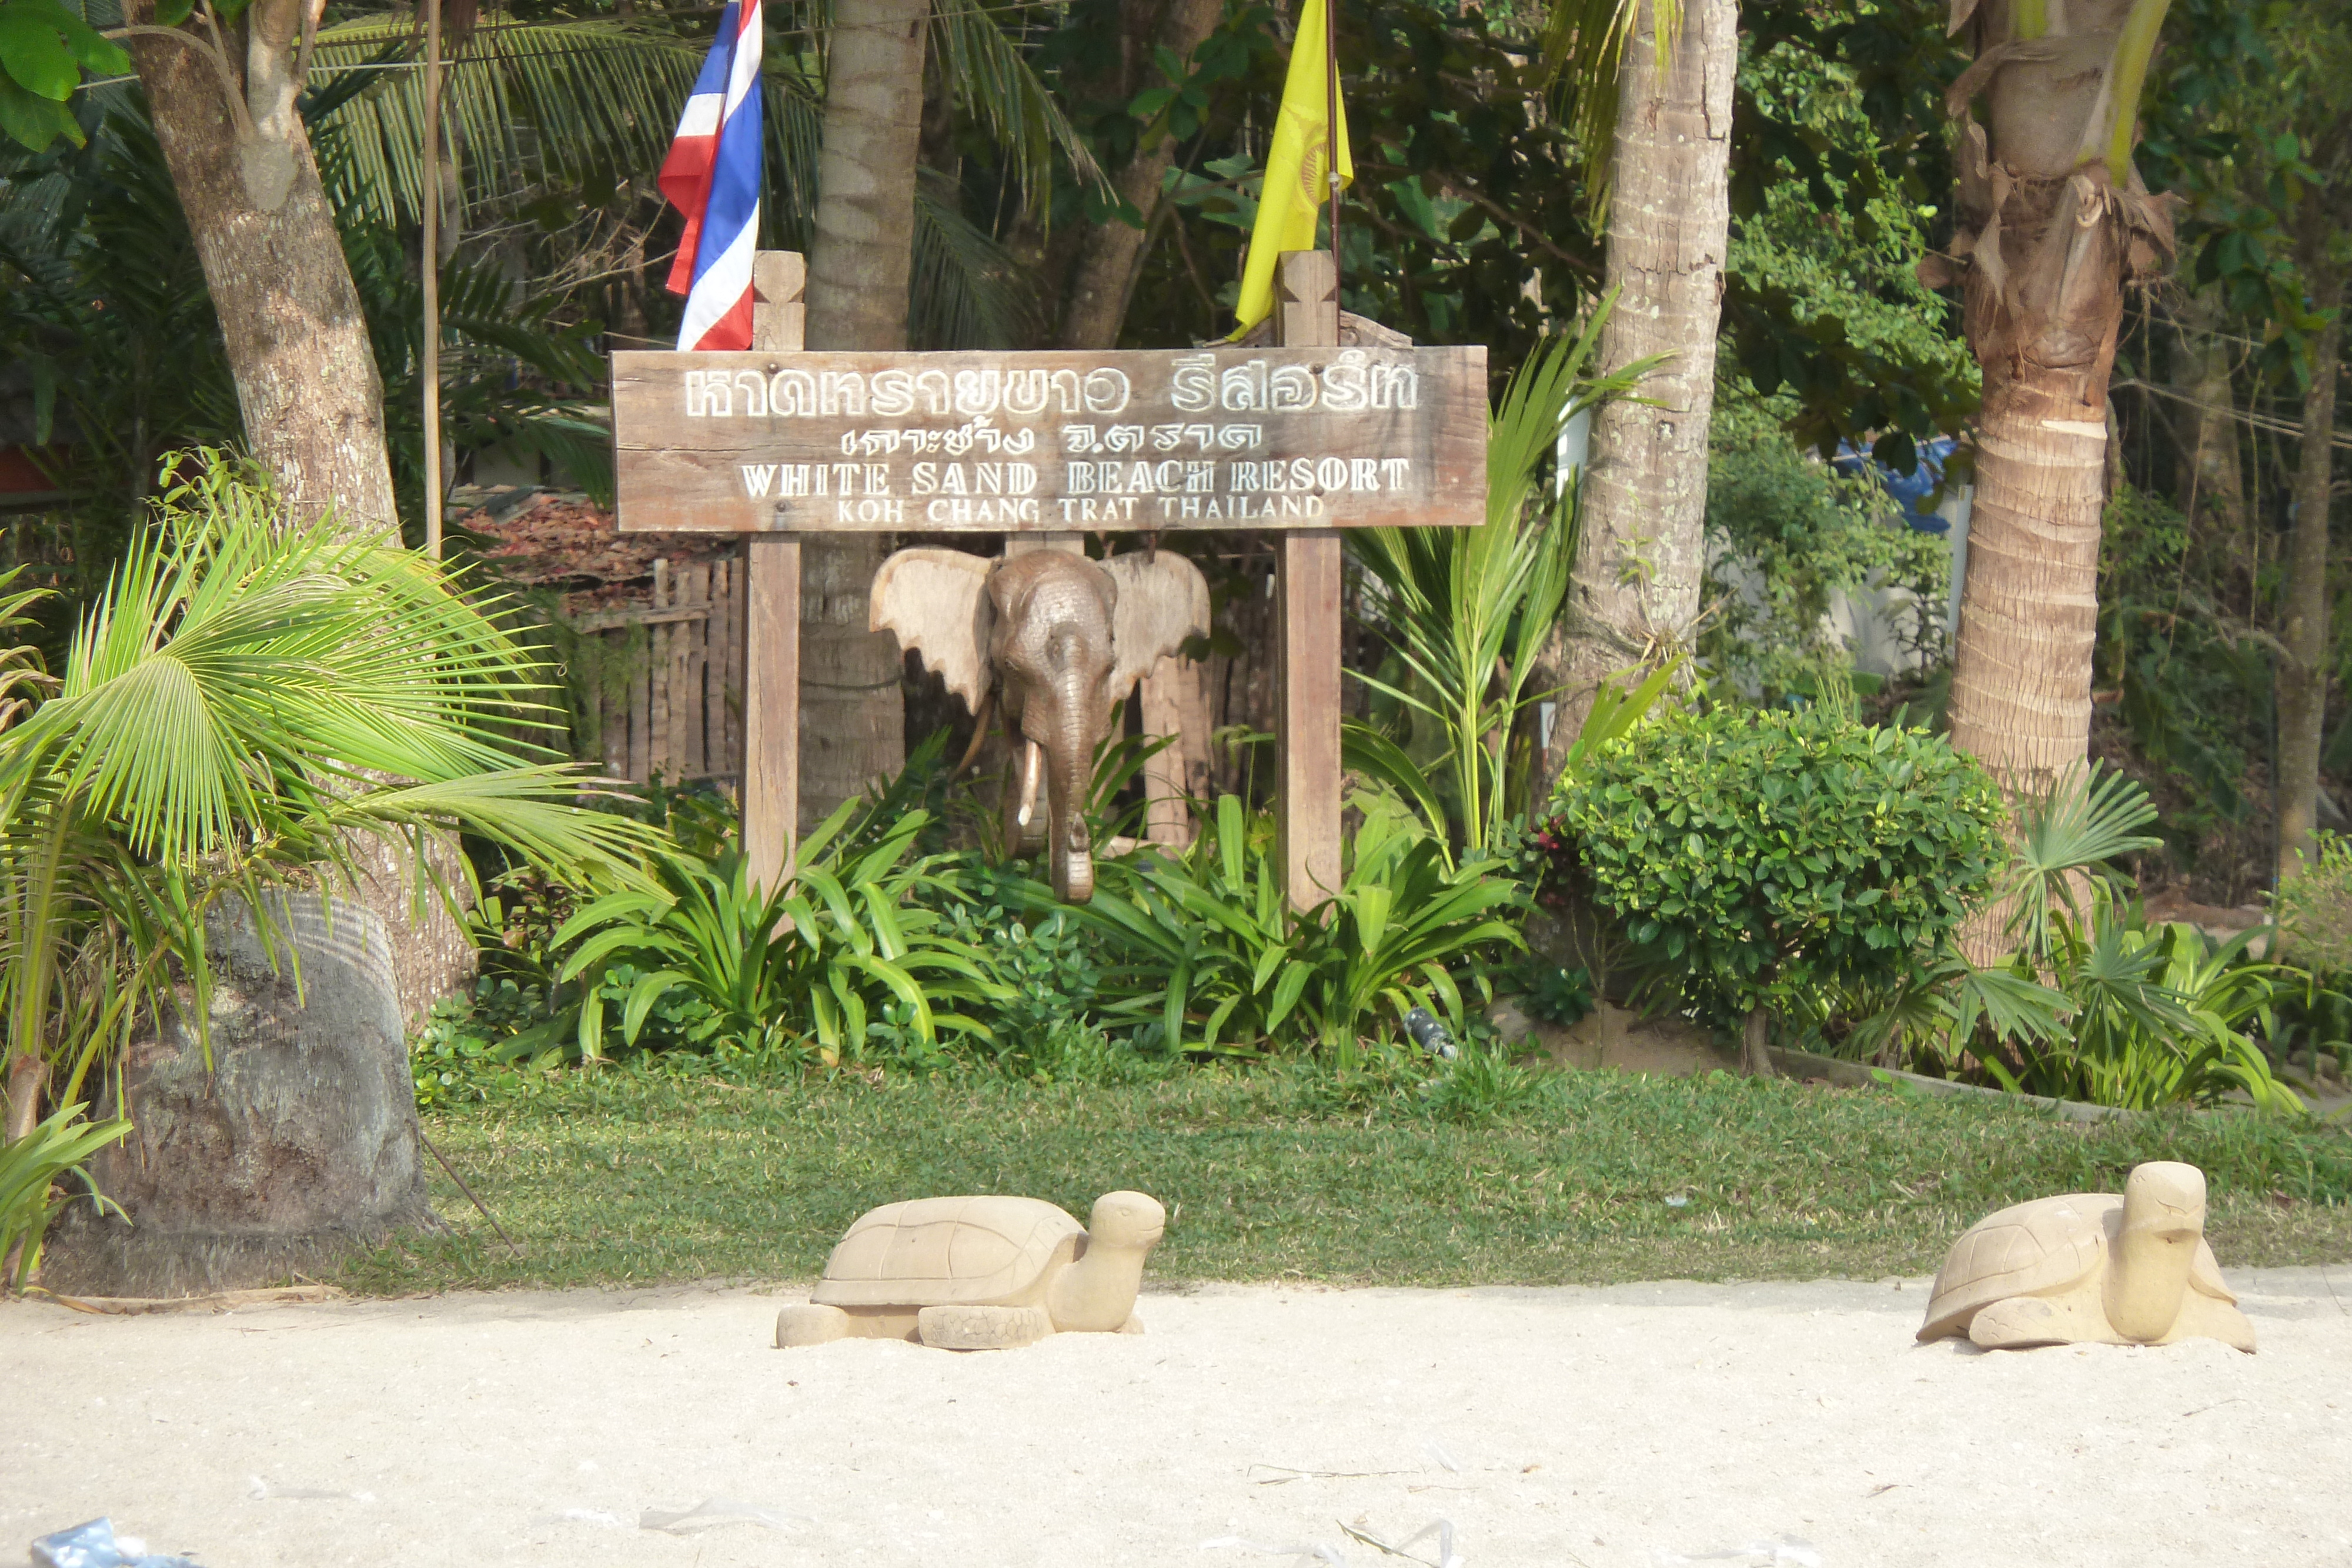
[{"left": 6, "top": 1272, "right": 2352, "bottom": 1567}]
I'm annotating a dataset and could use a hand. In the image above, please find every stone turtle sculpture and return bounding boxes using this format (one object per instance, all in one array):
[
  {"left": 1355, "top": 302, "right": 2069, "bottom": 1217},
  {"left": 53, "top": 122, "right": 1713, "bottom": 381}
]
[
  {"left": 1918, "top": 1161, "right": 2255, "bottom": 1352},
  {"left": 775, "top": 1191, "right": 1165, "bottom": 1350}
]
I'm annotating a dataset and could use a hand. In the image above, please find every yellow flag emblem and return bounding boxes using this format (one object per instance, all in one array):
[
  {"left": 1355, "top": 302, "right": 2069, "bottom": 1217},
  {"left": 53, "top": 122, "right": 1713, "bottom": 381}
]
[{"left": 1229, "top": 0, "right": 1352, "bottom": 339}]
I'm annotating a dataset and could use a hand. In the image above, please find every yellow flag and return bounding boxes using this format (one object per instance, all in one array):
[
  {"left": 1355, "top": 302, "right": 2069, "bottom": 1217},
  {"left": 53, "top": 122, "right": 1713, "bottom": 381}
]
[{"left": 1229, "top": 0, "right": 1352, "bottom": 339}]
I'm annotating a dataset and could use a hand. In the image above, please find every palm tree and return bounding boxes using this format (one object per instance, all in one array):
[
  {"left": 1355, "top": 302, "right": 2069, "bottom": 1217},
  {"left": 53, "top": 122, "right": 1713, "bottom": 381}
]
[
  {"left": 1535, "top": 0, "right": 1739, "bottom": 771},
  {"left": 1925, "top": 0, "right": 2179, "bottom": 804},
  {"left": 0, "top": 450, "right": 653, "bottom": 1283}
]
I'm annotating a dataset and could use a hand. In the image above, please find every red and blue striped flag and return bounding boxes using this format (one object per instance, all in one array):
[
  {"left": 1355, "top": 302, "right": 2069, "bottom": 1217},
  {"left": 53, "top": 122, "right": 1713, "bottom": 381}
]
[{"left": 659, "top": 0, "right": 764, "bottom": 350}]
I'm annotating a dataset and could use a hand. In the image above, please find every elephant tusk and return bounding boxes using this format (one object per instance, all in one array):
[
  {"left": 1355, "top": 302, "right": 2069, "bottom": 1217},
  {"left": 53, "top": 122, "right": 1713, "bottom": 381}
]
[{"left": 1015, "top": 740, "right": 1043, "bottom": 830}]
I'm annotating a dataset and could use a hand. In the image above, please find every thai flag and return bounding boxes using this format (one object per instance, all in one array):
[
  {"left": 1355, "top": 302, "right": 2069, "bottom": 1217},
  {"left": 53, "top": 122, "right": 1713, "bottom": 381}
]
[{"left": 659, "top": 0, "right": 763, "bottom": 350}]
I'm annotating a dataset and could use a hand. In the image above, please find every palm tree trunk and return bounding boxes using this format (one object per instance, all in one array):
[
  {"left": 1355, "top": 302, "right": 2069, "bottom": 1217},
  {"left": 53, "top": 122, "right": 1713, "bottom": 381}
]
[
  {"left": 1945, "top": 375, "right": 2111, "bottom": 792},
  {"left": 124, "top": 0, "right": 474, "bottom": 1019},
  {"left": 2276, "top": 262, "right": 2343, "bottom": 882},
  {"left": 1932, "top": 0, "right": 2181, "bottom": 958},
  {"left": 799, "top": 0, "right": 924, "bottom": 825},
  {"left": 122, "top": 0, "right": 397, "bottom": 531},
  {"left": 1056, "top": 0, "right": 1225, "bottom": 350},
  {"left": 1539, "top": 0, "right": 1736, "bottom": 774}
]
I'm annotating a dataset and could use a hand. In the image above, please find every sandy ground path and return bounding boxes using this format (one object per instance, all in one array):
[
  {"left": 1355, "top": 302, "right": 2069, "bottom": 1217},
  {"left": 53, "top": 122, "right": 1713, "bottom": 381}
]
[{"left": 6, "top": 1272, "right": 2352, "bottom": 1568}]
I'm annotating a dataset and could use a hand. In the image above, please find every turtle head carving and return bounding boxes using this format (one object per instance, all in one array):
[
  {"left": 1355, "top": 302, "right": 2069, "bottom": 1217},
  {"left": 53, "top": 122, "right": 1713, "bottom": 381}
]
[
  {"left": 1087, "top": 1190, "right": 1167, "bottom": 1251},
  {"left": 2107, "top": 1161, "right": 2206, "bottom": 1341}
]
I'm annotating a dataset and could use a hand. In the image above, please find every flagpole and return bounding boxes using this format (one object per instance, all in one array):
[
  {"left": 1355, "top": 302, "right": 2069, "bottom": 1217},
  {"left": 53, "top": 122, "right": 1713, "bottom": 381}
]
[
  {"left": 422, "top": 0, "right": 444, "bottom": 559},
  {"left": 1323, "top": 0, "right": 1340, "bottom": 333}
]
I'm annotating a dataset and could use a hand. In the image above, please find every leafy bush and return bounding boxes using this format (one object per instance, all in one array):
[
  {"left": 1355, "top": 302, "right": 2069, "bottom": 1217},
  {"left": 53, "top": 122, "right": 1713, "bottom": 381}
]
[
  {"left": 1701, "top": 399, "right": 1950, "bottom": 701},
  {"left": 1515, "top": 958, "right": 1596, "bottom": 1027},
  {"left": 555, "top": 799, "right": 1004, "bottom": 1071},
  {"left": 2276, "top": 831, "right": 2352, "bottom": 978},
  {"left": 1345, "top": 313, "right": 1658, "bottom": 857},
  {"left": 868, "top": 900, "right": 1175, "bottom": 1084},
  {"left": 1, "top": 1103, "right": 131, "bottom": 1288},
  {"left": 1550, "top": 704, "right": 2007, "bottom": 1068},
  {"left": 1059, "top": 793, "right": 1526, "bottom": 1061},
  {"left": 1982, "top": 909, "right": 2304, "bottom": 1112},
  {"left": 1845, "top": 766, "right": 2308, "bottom": 1111}
]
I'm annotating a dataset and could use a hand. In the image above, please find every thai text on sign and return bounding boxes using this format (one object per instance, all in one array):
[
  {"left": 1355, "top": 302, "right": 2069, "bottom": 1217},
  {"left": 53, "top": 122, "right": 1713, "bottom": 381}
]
[{"left": 610, "top": 346, "right": 1486, "bottom": 533}]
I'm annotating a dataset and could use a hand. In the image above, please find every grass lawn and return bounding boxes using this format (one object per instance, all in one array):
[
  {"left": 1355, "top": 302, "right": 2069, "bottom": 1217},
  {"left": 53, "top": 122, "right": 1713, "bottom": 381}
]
[{"left": 343, "top": 1068, "right": 2352, "bottom": 1295}]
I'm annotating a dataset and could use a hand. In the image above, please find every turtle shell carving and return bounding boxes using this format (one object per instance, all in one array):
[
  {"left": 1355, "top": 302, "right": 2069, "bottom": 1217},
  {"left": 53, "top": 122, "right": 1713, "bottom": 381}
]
[
  {"left": 811, "top": 1195, "right": 1084, "bottom": 1309},
  {"left": 1919, "top": 1191, "right": 2237, "bottom": 1343}
]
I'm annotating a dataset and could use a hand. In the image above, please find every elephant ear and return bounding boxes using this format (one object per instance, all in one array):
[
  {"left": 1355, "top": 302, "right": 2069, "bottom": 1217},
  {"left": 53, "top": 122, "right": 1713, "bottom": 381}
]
[
  {"left": 869, "top": 548, "right": 995, "bottom": 713},
  {"left": 1100, "top": 549, "right": 1211, "bottom": 705}
]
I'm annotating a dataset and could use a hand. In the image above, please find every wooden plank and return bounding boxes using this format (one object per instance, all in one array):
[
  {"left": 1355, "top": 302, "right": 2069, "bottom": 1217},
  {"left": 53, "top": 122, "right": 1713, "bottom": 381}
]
[
  {"left": 627, "top": 631, "right": 652, "bottom": 784},
  {"left": 649, "top": 559, "right": 673, "bottom": 781},
  {"left": 743, "top": 538, "right": 799, "bottom": 885},
  {"left": 679, "top": 560, "right": 708, "bottom": 778},
  {"left": 599, "top": 641, "right": 627, "bottom": 779},
  {"left": 743, "top": 251, "right": 804, "bottom": 892},
  {"left": 610, "top": 343, "right": 1487, "bottom": 534},
  {"left": 1275, "top": 251, "right": 1345, "bottom": 914},
  {"left": 568, "top": 603, "right": 713, "bottom": 633},
  {"left": 717, "top": 554, "right": 743, "bottom": 779}
]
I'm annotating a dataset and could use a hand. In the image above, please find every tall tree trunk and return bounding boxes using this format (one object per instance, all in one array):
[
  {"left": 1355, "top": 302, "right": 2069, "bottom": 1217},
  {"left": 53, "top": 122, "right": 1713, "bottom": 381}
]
[
  {"left": 1930, "top": 0, "right": 2178, "bottom": 959},
  {"left": 2170, "top": 290, "right": 2246, "bottom": 538},
  {"left": 123, "top": 0, "right": 475, "bottom": 1022},
  {"left": 1538, "top": 0, "right": 1737, "bottom": 775},
  {"left": 123, "top": 0, "right": 396, "bottom": 531},
  {"left": 800, "top": 0, "right": 924, "bottom": 825},
  {"left": 1936, "top": 0, "right": 2178, "bottom": 795},
  {"left": 2276, "top": 262, "right": 2343, "bottom": 882},
  {"left": 1056, "top": 0, "right": 1225, "bottom": 350}
]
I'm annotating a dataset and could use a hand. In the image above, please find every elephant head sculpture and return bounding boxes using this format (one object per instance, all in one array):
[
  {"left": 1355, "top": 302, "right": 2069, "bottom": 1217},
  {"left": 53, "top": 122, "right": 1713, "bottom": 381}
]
[{"left": 870, "top": 547, "right": 1210, "bottom": 901}]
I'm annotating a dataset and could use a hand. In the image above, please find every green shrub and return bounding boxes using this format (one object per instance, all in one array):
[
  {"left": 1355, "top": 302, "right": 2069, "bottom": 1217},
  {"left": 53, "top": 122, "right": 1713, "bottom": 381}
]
[
  {"left": 1550, "top": 704, "right": 2007, "bottom": 1064},
  {"left": 1701, "top": 399, "right": 1950, "bottom": 701},
  {"left": 2276, "top": 832, "right": 2352, "bottom": 978},
  {"left": 1, "top": 1104, "right": 131, "bottom": 1288},
  {"left": 1058, "top": 793, "right": 1526, "bottom": 1061},
  {"left": 554, "top": 799, "right": 1005, "bottom": 1071}
]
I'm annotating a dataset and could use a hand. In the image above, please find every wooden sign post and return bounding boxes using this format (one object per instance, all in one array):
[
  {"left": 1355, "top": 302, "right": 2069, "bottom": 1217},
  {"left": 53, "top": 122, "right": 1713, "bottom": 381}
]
[{"left": 613, "top": 250, "right": 1486, "bottom": 911}]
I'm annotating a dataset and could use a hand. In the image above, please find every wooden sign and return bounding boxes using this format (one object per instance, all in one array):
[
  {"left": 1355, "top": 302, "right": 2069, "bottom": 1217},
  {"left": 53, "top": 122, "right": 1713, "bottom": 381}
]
[{"left": 610, "top": 345, "right": 1488, "bottom": 534}]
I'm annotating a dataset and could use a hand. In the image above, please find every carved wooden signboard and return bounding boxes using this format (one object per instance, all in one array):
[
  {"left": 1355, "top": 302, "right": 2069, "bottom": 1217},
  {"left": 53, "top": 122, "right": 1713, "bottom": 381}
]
[{"left": 610, "top": 345, "right": 1487, "bottom": 534}]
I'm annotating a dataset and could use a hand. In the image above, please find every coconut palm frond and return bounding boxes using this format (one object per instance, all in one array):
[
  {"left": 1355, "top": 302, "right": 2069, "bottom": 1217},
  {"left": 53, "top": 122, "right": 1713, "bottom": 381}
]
[
  {"left": 1540, "top": 0, "right": 1682, "bottom": 205},
  {"left": 927, "top": 0, "right": 1106, "bottom": 203},
  {"left": 307, "top": 19, "right": 800, "bottom": 228},
  {"left": 909, "top": 170, "right": 1035, "bottom": 350}
]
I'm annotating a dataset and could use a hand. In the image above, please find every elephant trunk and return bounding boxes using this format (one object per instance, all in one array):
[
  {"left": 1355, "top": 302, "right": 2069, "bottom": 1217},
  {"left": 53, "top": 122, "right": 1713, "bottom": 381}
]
[{"left": 1043, "top": 657, "right": 1097, "bottom": 904}]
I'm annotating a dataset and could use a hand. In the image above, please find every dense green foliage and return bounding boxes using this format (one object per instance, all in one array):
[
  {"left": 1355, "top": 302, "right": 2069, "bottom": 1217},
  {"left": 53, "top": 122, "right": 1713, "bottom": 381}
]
[
  {"left": 1067, "top": 792, "right": 1525, "bottom": 1059},
  {"left": 1552, "top": 704, "right": 2007, "bottom": 1033},
  {"left": 0, "top": 1100, "right": 126, "bottom": 1287},
  {"left": 555, "top": 800, "right": 1002, "bottom": 1068},
  {"left": 427, "top": 764, "right": 1527, "bottom": 1091},
  {"left": 350, "top": 1066, "right": 2352, "bottom": 1295},
  {"left": 1701, "top": 400, "right": 1949, "bottom": 700},
  {"left": 1345, "top": 309, "right": 1653, "bottom": 855},
  {"left": 1984, "top": 912, "right": 2303, "bottom": 1112},
  {"left": 2277, "top": 833, "right": 2352, "bottom": 979}
]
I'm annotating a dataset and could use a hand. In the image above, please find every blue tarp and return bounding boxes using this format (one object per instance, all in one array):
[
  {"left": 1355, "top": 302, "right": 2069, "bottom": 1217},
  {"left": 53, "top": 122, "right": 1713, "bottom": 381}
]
[{"left": 1831, "top": 436, "right": 1959, "bottom": 536}]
